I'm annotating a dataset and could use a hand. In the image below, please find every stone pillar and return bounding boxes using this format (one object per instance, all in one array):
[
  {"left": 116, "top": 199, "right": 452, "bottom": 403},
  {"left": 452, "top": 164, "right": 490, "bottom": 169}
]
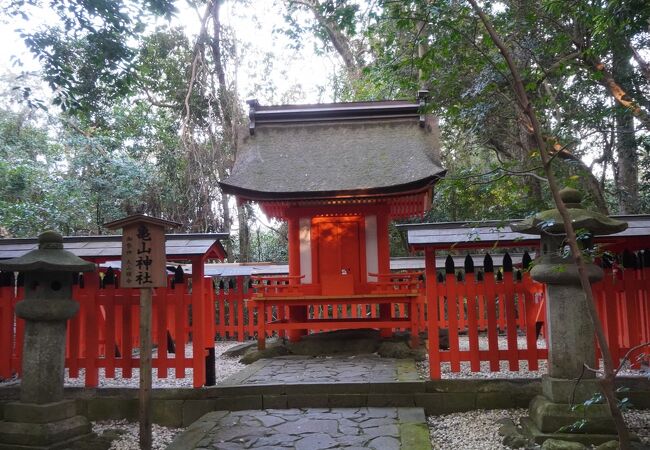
[
  {"left": 510, "top": 188, "right": 630, "bottom": 446},
  {"left": 532, "top": 257, "right": 604, "bottom": 381},
  {"left": 0, "top": 231, "right": 95, "bottom": 449}
]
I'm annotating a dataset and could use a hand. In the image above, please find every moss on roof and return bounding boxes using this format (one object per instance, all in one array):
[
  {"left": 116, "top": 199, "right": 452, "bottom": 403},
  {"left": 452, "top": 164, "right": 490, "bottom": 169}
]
[{"left": 220, "top": 116, "right": 444, "bottom": 199}]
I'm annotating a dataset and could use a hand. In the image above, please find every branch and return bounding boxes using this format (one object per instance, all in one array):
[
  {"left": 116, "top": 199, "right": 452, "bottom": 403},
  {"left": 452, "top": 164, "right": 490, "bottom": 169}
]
[
  {"left": 629, "top": 44, "right": 650, "bottom": 82},
  {"left": 535, "top": 51, "right": 581, "bottom": 87},
  {"left": 181, "top": 2, "right": 211, "bottom": 140},
  {"left": 614, "top": 341, "right": 650, "bottom": 377},
  {"left": 142, "top": 87, "right": 176, "bottom": 109},
  {"left": 466, "top": 0, "right": 631, "bottom": 446},
  {"left": 291, "top": 0, "right": 362, "bottom": 77},
  {"left": 569, "top": 43, "right": 650, "bottom": 130}
]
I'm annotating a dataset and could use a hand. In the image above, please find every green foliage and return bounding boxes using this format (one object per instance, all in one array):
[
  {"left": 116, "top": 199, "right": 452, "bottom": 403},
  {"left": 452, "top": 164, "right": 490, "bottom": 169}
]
[
  {"left": 5, "top": 0, "right": 177, "bottom": 113},
  {"left": 281, "top": 0, "right": 650, "bottom": 217},
  {"left": 0, "top": 107, "right": 167, "bottom": 237},
  {"left": 249, "top": 225, "right": 289, "bottom": 262},
  {"left": 0, "top": 110, "right": 85, "bottom": 235}
]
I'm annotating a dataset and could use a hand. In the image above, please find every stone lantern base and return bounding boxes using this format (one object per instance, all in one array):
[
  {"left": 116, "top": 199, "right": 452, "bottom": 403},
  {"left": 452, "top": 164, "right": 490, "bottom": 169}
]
[
  {"left": 0, "top": 399, "right": 91, "bottom": 449},
  {"left": 518, "top": 376, "right": 627, "bottom": 446}
]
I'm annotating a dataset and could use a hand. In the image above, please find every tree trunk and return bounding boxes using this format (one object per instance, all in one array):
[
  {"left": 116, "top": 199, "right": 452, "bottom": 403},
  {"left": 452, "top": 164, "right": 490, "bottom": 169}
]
[
  {"left": 511, "top": 0, "right": 544, "bottom": 207},
  {"left": 220, "top": 192, "right": 234, "bottom": 262},
  {"left": 467, "top": 1, "right": 632, "bottom": 446},
  {"left": 612, "top": 45, "right": 639, "bottom": 214},
  {"left": 237, "top": 204, "right": 251, "bottom": 262}
]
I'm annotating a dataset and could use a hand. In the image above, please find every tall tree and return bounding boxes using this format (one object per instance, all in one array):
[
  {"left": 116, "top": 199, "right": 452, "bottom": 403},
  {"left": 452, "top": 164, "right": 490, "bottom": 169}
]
[
  {"left": 3, "top": 0, "right": 176, "bottom": 112},
  {"left": 281, "top": 0, "right": 648, "bottom": 217}
]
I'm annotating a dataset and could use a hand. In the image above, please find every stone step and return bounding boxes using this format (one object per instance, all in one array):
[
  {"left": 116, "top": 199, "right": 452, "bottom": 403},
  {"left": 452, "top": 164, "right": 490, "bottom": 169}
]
[{"left": 168, "top": 407, "right": 432, "bottom": 450}]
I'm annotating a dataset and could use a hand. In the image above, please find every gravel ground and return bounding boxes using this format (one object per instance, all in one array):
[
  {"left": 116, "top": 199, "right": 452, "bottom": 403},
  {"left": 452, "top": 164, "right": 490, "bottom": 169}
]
[
  {"left": 429, "top": 408, "right": 528, "bottom": 450},
  {"left": 2, "top": 335, "right": 644, "bottom": 386},
  {"left": 62, "top": 341, "right": 245, "bottom": 388},
  {"left": 428, "top": 408, "right": 650, "bottom": 450},
  {"left": 91, "top": 407, "right": 650, "bottom": 450},
  {"left": 92, "top": 419, "right": 182, "bottom": 450},
  {"left": 417, "top": 335, "right": 646, "bottom": 379}
]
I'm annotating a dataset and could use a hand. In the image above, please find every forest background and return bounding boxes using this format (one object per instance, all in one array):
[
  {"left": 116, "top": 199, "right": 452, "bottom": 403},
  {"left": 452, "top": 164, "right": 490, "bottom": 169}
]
[{"left": 0, "top": 0, "right": 648, "bottom": 262}]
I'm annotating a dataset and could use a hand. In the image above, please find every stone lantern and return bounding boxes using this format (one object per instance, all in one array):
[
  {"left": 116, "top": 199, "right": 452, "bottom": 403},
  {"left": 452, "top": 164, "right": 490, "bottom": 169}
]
[
  {"left": 0, "top": 231, "right": 95, "bottom": 449},
  {"left": 511, "top": 188, "right": 628, "bottom": 445}
]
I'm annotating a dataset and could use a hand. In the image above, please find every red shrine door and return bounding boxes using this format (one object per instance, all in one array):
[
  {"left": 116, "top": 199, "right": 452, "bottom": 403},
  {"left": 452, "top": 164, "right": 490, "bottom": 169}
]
[{"left": 314, "top": 217, "right": 363, "bottom": 296}]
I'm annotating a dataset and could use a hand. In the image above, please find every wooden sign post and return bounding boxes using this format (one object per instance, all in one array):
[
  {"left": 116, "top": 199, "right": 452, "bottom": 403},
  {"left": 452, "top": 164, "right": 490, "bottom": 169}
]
[{"left": 104, "top": 215, "right": 180, "bottom": 450}]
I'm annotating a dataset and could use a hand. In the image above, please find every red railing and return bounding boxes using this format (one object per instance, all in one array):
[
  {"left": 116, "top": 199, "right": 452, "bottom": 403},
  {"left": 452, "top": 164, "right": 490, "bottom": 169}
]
[
  {"left": 0, "top": 271, "right": 215, "bottom": 388},
  {"left": 3, "top": 250, "right": 648, "bottom": 384},
  {"left": 368, "top": 272, "right": 423, "bottom": 294},
  {"left": 425, "top": 252, "right": 650, "bottom": 379},
  {"left": 211, "top": 273, "right": 424, "bottom": 341},
  {"left": 426, "top": 255, "right": 546, "bottom": 379},
  {"left": 593, "top": 254, "right": 650, "bottom": 368}
]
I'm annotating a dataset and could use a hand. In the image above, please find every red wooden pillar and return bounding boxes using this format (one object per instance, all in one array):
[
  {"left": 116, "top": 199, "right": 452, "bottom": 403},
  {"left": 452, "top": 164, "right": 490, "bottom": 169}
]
[
  {"left": 287, "top": 215, "right": 306, "bottom": 341},
  {"left": 377, "top": 212, "right": 392, "bottom": 338},
  {"left": 425, "top": 248, "right": 440, "bottom": 379},
  {"left": 191, "top": 258, "right": 206, "bottom": 387},
  {"left": 84, "top": 272, "right": 100, "bottom": 387}
]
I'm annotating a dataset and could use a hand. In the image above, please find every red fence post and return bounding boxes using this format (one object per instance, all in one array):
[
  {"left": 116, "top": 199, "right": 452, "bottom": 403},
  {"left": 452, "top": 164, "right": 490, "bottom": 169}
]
[
  {"left": 0, "top": 275, "right": 15, "bottom": 379},
  {"left": 641, "top": 250, "right": 650, "bottom": 345},
  {"left": 84, "top": 272, "right": 100, "bottom": 388},
  {"left": 236, "top": 276, "right": 245, "bottom": 342},
  {"left": 444, "top": 256, "right": 461, "bottom": 373},
  {"left": 464, "top": 255, "right": 480, "bottom": 372},
  {"left": 502, "top": 253, "right": 519, "bottom": 371},
  {"left": 622, "top": 251, "right": 642, "bottom": 367},
  {"left": 483, "top": 254, "right": 500, "bottom": 372},
  {"left": 522, "top": 266, "right": 541, "bottom": 371},
  {"left": 103, "top": 282, "right": 117, "bottom": 379},
  {"left": 425, "top": 248, "right": 440, "bottom": 379},
  {"left": 191, "top": 259, "right": 206, "bottom": 388}
]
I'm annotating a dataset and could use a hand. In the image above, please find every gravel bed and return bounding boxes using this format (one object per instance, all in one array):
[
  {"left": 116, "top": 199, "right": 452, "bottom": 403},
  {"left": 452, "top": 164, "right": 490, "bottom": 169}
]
[
  {"left": 417, "top": 335, "right": 646, "bottom": 379},
  {"left": 92, "top": 419, "right": 181, "bottom": 450},
  {"left": 63, "top": 341, "right": 246, "bottom": 388},
  {"left": 428, "top": 408, "right": 650, "bottom": 449},
  {"left": 0, "top": 341, "right": 246, "bottom": 388},
  {"left": 429, "top": 408, "right": 528, "bottom": 450}
]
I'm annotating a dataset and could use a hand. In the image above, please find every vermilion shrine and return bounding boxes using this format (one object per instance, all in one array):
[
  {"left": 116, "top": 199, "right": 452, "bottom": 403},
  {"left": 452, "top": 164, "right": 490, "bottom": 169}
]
[{"left": 220, "top": 93, "right": 445, "bottom": 347}]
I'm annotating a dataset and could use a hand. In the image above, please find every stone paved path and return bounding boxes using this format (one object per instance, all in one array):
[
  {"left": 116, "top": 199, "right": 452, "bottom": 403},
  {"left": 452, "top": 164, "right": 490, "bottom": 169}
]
[
  {"left": 221, "top": 355, "right": 418, "bottom": 385},
  {"left": 168, "top": 407, "right": 431, "bottom": 450}
]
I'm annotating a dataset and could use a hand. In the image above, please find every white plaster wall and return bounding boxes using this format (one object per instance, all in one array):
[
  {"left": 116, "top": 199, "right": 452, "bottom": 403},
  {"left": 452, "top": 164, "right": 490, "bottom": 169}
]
[
  {"left": 299, "top": 217, "right": 312, "bottom": 283},
  {"left": 365, "top": 215, "right": 378, "bottom": 282}
]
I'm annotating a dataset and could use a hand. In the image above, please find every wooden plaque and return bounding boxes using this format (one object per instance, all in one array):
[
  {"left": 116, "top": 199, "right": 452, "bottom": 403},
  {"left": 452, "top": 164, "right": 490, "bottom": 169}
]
[{"left": 121, "top": 223, "right": 167, "bottom": 288}]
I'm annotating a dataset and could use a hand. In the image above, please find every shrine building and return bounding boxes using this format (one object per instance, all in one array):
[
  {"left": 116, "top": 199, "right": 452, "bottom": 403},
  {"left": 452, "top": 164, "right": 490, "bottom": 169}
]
[{"left": 220, "top": 93, "right": 446, "bottom": 345}]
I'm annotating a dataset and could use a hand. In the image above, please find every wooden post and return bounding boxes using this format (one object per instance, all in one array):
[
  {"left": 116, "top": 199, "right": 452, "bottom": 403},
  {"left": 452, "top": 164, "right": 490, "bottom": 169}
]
[
  {"left": 104, "top": 214, "right": 180, "bottom": 450},
  {"left": 425, "top": 248, "right": 440, "bottom": 379},
  {"left": 376, "top": 212, "right": 392, "bottom": 338},
  {"left": 191, "top": 258, "right": 207, "bottom": 387},
  {"left": 139, "top": 287, "right": 153, "bottom": 450},
  {"left": 287, "top": 216, "right": 305, "bottom": 341}
]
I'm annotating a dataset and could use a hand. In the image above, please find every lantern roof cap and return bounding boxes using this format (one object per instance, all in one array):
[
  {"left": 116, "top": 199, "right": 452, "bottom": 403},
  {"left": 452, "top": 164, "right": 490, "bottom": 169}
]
[
  {"left": 0, "top": 231, "right": 95, "bottom": 272},
  {"left": 511, "top": 188, "right": 628, "bottom": 236}
]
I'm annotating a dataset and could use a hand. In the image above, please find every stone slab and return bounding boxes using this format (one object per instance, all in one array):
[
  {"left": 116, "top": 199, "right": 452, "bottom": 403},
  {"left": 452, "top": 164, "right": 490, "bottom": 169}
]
[
  {"left": 0, "top": 414, "right": 90, "bottom": 448},
  {"left": 167, "top": 407, "right": 432, "bottom": 450},
  {"left": 3, "top": 400, "right": 78, "bottom": 424},
  {"left": 529, "top": 395, "right": 616, "bottom": 434},
  {"left": 521, "top": 417, "right": 626, "bottom": 446},
  {"left": 213, "top": 394, "right": 263, "bottom": 411},
  {"left": 223, "top": 355, "right": 409, "bottom": 385},
  {"left": 181, "top": 399, "right": 218, "bottom": 427},
  {"left": 542, "top": 375, "right": 603, "bottom": 404}
]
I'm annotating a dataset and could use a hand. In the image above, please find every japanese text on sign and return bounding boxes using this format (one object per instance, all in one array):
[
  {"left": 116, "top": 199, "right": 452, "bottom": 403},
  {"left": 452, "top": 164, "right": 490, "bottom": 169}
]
[{"left": 121, "top": 223, "right": 166, "bottom": 288}]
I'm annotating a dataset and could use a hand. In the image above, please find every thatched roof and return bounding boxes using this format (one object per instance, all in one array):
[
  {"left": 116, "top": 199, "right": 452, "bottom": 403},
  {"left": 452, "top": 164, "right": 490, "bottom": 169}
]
[{"left": 220, "top": 99, "right": 445, "bottom": 200}]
